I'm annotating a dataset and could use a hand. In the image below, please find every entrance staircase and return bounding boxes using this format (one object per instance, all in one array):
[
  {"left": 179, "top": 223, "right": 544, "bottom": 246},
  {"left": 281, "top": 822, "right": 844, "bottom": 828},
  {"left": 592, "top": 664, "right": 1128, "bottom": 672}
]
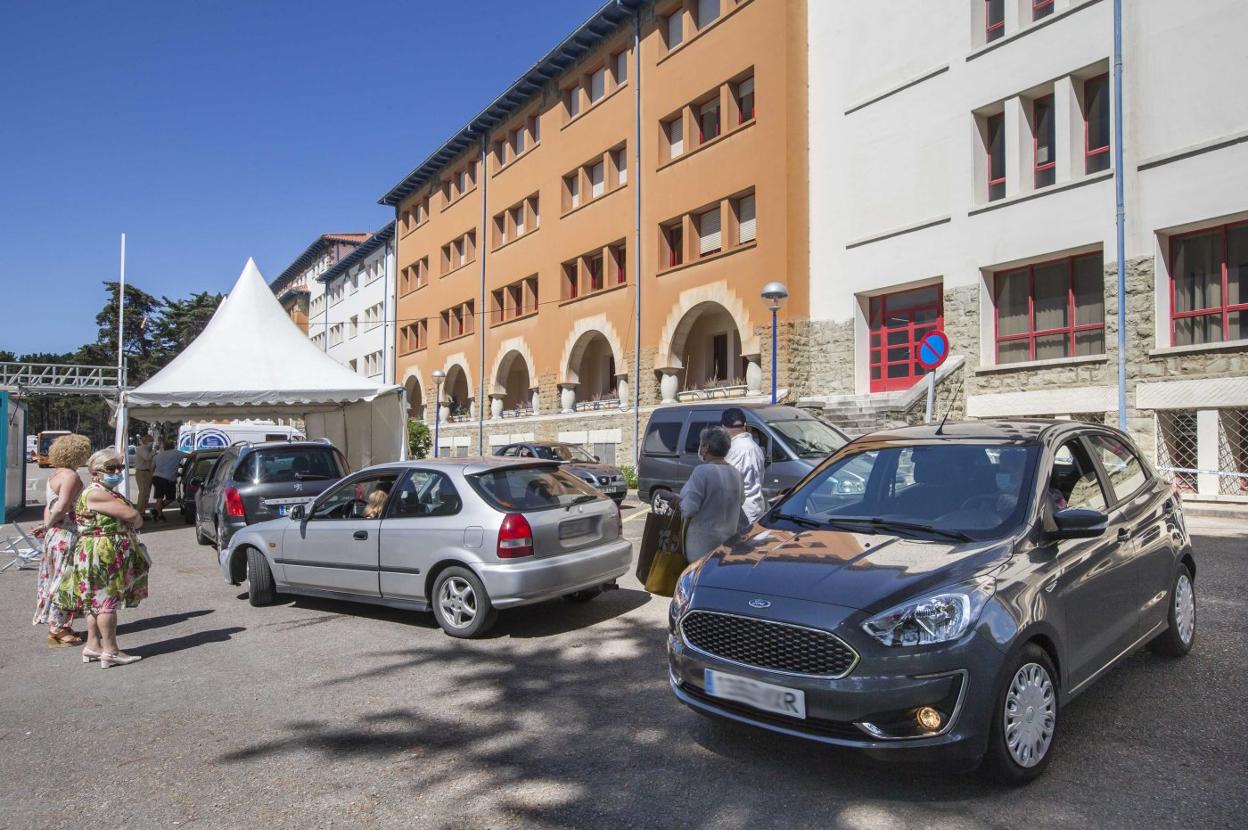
[{"left": 798, "top": 356, "right": 965, "bottom": 437}]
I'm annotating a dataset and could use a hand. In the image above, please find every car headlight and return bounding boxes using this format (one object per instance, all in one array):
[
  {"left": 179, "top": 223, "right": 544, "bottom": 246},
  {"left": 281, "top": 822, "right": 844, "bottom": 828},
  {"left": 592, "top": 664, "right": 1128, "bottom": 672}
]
[
  {"left": 669, "top": 568, "right": 696, "bottom": 631},
  {"left": 861, "top": 578, "right": 995, "bottom": 647}
]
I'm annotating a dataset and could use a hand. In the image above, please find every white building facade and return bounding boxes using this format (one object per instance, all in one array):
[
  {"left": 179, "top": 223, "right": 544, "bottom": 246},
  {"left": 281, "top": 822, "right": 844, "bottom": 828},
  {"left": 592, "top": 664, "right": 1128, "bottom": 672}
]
[
  {"left": 805, "top": 0, "right": 1248, "bottom": 501},
  {"left": 310, "top": 222, "right": 398, "bottom": 384}
]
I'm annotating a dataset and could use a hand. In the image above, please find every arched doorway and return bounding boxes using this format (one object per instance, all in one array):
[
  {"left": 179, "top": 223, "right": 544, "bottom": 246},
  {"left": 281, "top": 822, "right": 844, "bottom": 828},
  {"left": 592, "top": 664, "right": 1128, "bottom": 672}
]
[
  {"left": 669, "top": 301, "right": 746, "bottom": 396},
  {"left": 566, "top": 331, "right": 619, "bottom": 408},
  {"left": 443, "top": 364, "right": 471, "bottom": 421},
  {"left": 493, "top": 349, "right": 534, "bottom": 417},
  {"left": 403, "top": 374, "right": 425, "bottom": 421}
]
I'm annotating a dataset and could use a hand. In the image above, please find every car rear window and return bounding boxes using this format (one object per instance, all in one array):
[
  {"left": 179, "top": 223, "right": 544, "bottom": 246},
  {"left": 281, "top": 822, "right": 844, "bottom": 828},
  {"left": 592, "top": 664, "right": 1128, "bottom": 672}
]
[
  {"left": 236, "top": 447, "right": 345, "bottom": 484},
  {"left": 469, "top": 465, "right": 601, "bottom": 512}
]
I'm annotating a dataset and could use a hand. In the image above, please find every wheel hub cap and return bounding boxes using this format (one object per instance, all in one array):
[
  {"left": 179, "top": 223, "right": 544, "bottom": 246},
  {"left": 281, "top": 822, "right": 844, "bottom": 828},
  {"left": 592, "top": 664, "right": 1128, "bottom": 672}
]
[
  {"left": 1004, "top": 662, "right": 1055, "bottom": 768},
  {"left": 1175, "top": 574, "right": 1195, "bottom": 645},
  {"left": 438, "top": 577, "right": 477, "bottom": 629}
]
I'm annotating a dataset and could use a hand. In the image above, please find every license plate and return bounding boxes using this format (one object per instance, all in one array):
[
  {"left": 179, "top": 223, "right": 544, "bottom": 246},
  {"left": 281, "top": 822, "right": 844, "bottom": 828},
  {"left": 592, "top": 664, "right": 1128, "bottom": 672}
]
[
  {"left": 608, "top": 484, "right": 626, "bottom": 493},
  {"left": 704, "top": 669, "right": 806, "bottom": 719},
  {"left": 559, "top": 517, "right": 594, "bottom": 539}
]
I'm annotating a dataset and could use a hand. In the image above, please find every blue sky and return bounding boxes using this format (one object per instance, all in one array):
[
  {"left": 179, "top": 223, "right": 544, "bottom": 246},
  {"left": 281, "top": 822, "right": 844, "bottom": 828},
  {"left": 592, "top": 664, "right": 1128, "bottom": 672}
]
[{"left": 0, "top": 0, "right": 602, "bottom": 355}]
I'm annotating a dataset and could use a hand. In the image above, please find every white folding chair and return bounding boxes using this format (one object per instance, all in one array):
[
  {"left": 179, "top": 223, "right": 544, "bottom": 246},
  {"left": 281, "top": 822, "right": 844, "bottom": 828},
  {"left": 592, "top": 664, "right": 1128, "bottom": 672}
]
[{"left": 0, "top": 523, "right": 42, "bottom": 573}]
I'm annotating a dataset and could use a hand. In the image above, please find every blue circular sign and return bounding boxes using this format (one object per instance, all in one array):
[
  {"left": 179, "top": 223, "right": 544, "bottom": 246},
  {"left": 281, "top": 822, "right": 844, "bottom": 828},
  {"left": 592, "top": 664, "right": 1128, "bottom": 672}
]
[{"left": 916, "top": 330, "right": 949, "bottom": 370}]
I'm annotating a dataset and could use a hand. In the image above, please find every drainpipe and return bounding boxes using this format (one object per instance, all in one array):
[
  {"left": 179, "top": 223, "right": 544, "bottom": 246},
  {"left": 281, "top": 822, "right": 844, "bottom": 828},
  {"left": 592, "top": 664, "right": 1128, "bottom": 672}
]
[
  {"left": 477, "top": 134, "right": 489, "bottom": 454},
  {"left": 629, "top": 1, "right": 643, "bottom": 463},
  {"left": 1113, "top": 0, "right": 1127, "bottom": 431}
]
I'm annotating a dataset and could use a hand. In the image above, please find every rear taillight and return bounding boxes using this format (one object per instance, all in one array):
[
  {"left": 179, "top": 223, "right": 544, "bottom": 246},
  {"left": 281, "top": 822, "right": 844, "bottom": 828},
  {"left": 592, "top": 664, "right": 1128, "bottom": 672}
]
[
  {"left": 497, "top": 513, "right": 534, "bottom": 559},
  {"left": 224, "top": 486, "right": 246, "bottom": 519}
]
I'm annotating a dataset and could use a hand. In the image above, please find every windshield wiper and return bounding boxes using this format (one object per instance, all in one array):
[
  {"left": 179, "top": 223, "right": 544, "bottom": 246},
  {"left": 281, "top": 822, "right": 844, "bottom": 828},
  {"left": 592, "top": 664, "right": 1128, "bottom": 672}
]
[
  {"left": 819, "top": 517, "right": 974, "bottom": 543},
  {"left": 771, "top": 512, "right": 823, "bottom": 530},
  {"left": 566, "top": 493, "right": 599, "bottom": 511}
]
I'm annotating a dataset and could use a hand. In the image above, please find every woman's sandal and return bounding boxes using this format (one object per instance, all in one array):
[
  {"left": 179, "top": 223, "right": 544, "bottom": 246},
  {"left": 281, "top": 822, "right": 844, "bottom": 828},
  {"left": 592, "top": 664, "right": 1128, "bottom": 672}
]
[
  {"left": 82, "top": 647, "right": 103, "bottom": 663},
  {"left": 47, "top": 629, "right": 84, "bottom": 647}
]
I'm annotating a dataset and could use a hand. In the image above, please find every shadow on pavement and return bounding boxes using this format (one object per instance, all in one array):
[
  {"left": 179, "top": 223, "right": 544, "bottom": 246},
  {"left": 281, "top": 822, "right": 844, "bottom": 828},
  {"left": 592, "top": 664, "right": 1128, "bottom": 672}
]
[
  {"left": 118, "top": 608, "right": 213, "bottom": 636},
  {"left": 129, "top": 626, "right": 245, "bottom": 660}
]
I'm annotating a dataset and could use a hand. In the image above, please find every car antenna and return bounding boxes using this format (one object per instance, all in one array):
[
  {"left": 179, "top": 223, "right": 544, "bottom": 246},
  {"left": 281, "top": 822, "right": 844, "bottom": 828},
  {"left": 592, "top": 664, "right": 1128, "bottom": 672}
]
[{"left": 933, "top": 371, "right": 966, "bottom": 436}]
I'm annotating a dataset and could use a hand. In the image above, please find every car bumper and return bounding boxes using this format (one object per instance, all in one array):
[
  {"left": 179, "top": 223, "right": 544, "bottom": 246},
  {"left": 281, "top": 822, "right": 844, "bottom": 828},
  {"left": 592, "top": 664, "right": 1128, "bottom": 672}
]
[
  {"left": 667, "top": 614, "right": 1001, "bottom": 762},
  {"left": 477, "top": 538, "right": 632, "bottom": 608}
]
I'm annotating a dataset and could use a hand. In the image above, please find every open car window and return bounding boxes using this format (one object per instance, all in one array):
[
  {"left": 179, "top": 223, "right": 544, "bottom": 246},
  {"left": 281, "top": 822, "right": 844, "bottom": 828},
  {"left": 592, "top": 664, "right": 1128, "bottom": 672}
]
[{"left": 311, "top": 474, "right": 398, "bottom": 520}]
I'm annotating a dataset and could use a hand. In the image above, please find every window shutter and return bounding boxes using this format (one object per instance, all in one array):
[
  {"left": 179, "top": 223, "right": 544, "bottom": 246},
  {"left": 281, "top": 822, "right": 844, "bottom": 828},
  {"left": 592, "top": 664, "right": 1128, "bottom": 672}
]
[
  {"left": 668, "top": 117, "right": 683, "bottom": 157},
  {"left": 699, "top": 209, "right": 722, "bottom": 254},
  {"left": 591, "top": 162, "right": 605, "bottom": 197},
  {"left": 738, "top": 194, "right": 756, "bottom": 243}
]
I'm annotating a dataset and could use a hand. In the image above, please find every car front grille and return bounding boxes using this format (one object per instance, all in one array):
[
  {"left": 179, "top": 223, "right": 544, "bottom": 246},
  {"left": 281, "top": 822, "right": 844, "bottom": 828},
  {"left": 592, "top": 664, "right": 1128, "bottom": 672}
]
[{"left": 680, "top": 611, "right": 858, "bottom": 678}]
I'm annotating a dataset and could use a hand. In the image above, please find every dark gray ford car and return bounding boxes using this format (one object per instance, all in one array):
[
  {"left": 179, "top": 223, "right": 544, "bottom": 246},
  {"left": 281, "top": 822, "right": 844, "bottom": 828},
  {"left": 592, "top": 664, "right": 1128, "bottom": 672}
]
[{"left": 668, "top": 420, "right": 1195, "bottom": 783}]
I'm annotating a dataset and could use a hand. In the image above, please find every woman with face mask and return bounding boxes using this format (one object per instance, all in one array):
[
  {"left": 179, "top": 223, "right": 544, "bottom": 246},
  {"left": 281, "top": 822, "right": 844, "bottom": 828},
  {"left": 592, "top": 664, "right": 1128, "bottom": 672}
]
[
  {"left": 56, "top": 448, "right": 149, "bottom": 667},
  {"left": 669, "top": 426, "right": 745, "bottom": 562}
]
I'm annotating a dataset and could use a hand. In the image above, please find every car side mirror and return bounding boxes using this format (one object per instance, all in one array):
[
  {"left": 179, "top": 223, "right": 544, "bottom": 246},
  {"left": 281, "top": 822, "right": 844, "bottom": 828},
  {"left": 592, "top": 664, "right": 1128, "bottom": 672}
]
[
  {"left": 289, "top": 504, "right": 305, "bottom": 521},
  {"left": 1052, "top": 507, "right": 1107, "bottom": 539}
]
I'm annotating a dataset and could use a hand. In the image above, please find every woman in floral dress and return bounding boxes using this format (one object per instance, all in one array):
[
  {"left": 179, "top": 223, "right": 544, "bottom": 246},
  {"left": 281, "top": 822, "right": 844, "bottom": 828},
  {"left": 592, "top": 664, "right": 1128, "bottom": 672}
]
[
  {"left": 56, "top": 448, "right": 149, "bottom": 668},
  {"left": 32, "top": 434, "right": 92, "bottom": 646}
]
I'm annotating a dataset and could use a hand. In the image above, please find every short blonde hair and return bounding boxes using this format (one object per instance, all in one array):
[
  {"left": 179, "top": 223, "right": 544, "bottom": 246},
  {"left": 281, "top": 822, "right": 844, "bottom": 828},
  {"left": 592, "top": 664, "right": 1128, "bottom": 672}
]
[
  {"left": 87, "top": 448, "right": 124, "bottom": 473},
  {"left": 48, "top": 434, "right": 92, "bottom": 470}
]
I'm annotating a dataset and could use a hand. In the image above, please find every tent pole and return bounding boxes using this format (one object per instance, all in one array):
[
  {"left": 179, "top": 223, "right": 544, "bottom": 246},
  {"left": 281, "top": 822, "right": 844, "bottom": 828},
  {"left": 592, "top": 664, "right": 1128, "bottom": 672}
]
[{"left": 116, "top": 233, "right": 130, "bottom": 499}]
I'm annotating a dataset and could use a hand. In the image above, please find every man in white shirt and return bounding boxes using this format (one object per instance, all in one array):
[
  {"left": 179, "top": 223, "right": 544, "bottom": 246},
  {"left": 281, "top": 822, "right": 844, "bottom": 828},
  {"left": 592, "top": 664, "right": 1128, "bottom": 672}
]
[
  {"left": 721, "top": 407, "right": 766, "bottom": 529},
  {"left": 132, "top": 434, "right": 157, "bottom": 517}
]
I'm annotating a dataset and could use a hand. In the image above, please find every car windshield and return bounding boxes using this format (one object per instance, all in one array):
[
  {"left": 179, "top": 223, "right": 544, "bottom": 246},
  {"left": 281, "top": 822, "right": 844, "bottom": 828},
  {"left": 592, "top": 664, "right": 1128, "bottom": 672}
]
[
  {"left": 533, "top": 444, "right": 596, "bottom": 463},
  {"left": 768, "top": 443, "right": 1040, "bottom": 540},
  {"left": 767, "top": 418, "right": 848, "bottom": 458},
  {"left": 470, "top": 465, "right": 601, "bottom": 512},
  {"left": 240, "top": 447, "right": 345, "bottom": 484}
]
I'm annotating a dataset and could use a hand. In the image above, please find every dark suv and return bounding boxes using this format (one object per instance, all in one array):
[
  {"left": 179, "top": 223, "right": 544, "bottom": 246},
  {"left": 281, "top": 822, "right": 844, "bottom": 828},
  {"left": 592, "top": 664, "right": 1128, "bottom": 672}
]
[{"left": 194, "top": 440, "right": 349, "bottom": 549}]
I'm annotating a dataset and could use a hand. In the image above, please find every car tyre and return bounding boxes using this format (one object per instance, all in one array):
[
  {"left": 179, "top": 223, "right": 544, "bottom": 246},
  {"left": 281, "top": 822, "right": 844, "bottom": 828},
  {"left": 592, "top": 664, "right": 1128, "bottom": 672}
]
[
  {"left": 981, "top": 643, "right": 1059, "bottom": 785},
  {"left": 246, "top": 547, "right": 276, "bottom": 607},
  {"left": 1149, "top": 563, "right": 1196, "bottom": 658},
  {"left": 562, "top": 586, "right": 604, "bottom": 603},
  {"left": 432, "top": 566, "right": 497, "bottom": 639}
]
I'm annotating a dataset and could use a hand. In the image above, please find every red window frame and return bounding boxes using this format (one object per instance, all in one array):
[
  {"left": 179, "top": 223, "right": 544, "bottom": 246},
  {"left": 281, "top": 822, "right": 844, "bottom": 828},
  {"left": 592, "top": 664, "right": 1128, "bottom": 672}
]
[
  {"left": 1084, "top": 74, "right": 1110, "bottom": 173},
  {"left": 986, "top": 113, "right": 1006, "bottom": 201},
  {"left": 985, "top": 0, "right": 1005, "bottom": 41},
  {"left": 1032, "top": 0, "right": 1054, "bottom": 20},
  {"left": 1033, "top": 95, "right": 1056, "bottom": 188},
  {"left": 612, "top": 244, "right": 627, "bottom": 284},
  {"left": 1168, "top": 221, "right": 1248, "bottom": 346},
  {"left": 994, "top": 253, "right": 1105, "bottom": 363},
  {"left": 587, "top": 253, "right": 604, "bottom": 292},
  {"left": 665, "top": 224, "right": 683, "bottom": 268},
  {"left": 736, "top": 76, "right": 754, "bottom": 124},
  {"left": 698, "top": 99, "right": 721, "bottom": 144},
  {"left": 868, "top": 285, "right": 944, "bottom": 393}
]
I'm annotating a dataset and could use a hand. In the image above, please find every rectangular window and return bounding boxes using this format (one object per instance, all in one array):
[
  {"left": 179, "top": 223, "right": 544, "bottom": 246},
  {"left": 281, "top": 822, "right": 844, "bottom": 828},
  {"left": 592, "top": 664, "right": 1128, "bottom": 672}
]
[
  {"left": 566, "top": 87, "right": 581, "bottom": 119},
  {"left": 667, "top": 116, "right": 684, "bottom": 158},
  {"left": 614, "top": 51, "right": 628, "bottom": 85},
  {"left": 529, "top": 195, "right": 539, "bottom": 228},
  {"left": 736, "top": 193, "right": 756, "bottom": 243},
  {"left": 1084, "top": 74, "right": 1110, "bottom": 174},
  {"left": 665, "top": 223, "right": 684, "bottom": 268},
  {"left": 698, "top": 208, "right": 722, "bottom": 255},
  {"left": 590, "top": 160, "right": 605, "bottom": 198},
  {"left": 348, "top": 316, "right": 358, "bottom": 338},
  {"left": 986, "top": 0, "right": 1005, "bottom": 41},
  {"left": 529, "top": 115, "right": 541, "bottom": 144},
  {"left": 666, "top": 11, "right": 683, "bottom": 48},
  {"left": 1034, "top": 95, "right": 1056, "bottom": 188},
  {"left": 1170, "top": 223, "right": 1248, "bottom": 346},
  {"left": 615, "top": 147, "right": 628, "bottom": 185},
  {"left": 1033, "top": 0, "right": 1054, "bottom": 20},
  {"left": 589, "top": 67, "right": 606, "bottom": 104},
  {"left": 611, "top": 243, "right": 627, "bottom": 284},
  {"left": 868, "top": 284, "right": 944, "bottom": 392},
  {"left": 511, "top": 128, "right": 524, "bottom": 158},
  {"left": 563, "top": 261, "right": 579, "bottom": 300},
  {"left": 986, "top": 112, "right": 1006, "bottom": 201},
  {"left": 697, "top": 0, "right": 719, "bottom": 28},
  {"left": 995, "top": 253, "right": 1105, "bottom": 363},
  {"left": 566, "top": 173, "right": 580, "bottom": 209},
  {"left": 586, "top": 253, "right": 604, "bottom": 293},
  {"left": 698, "top": 99, "right": 721, "bottom": 143},
  {"left": 511, "top": 205, "right": 525, "bottom": 237},
  {"left": 735, "top": 76, "right": 755, "bottom": 123}
]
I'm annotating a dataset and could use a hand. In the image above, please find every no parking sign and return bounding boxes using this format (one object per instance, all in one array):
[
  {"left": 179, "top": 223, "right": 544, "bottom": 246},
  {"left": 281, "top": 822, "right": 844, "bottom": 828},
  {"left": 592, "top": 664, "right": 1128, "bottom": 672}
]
[{"left": 916, "top": 330, "right": 949, "bottom": 371}]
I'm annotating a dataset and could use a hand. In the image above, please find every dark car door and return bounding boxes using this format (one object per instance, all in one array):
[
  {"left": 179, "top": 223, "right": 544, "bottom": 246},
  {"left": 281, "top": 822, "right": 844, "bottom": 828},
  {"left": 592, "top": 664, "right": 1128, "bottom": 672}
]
[
  {"left": 1085, "top": 432, "right": 1173, "bottom": 637},
  {"left": 196, "top": 449, "right": 235, "bottom": 539},
  {"left": 1045, "top": 436, "right": 1138, "bottom": 691}
]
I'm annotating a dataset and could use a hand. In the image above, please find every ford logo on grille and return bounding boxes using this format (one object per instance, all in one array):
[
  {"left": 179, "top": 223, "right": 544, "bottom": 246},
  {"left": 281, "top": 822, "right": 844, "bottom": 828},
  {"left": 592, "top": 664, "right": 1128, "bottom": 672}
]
[{"left": 748, "top": 598, "right": 772, "bottom": 609}]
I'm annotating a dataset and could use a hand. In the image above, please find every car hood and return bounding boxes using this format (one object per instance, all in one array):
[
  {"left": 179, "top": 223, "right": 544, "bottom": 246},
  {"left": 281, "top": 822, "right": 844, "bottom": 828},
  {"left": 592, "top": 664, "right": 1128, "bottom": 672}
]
[{"left": 693, "top": 526, "right": 1011, "bottom": 612}]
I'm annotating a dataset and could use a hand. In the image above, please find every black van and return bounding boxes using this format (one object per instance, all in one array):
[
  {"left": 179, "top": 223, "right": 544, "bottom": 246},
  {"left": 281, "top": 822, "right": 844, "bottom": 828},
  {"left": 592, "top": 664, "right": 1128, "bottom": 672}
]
[{"left": 636, "top": 403, "right": 849, "bottom": 509}]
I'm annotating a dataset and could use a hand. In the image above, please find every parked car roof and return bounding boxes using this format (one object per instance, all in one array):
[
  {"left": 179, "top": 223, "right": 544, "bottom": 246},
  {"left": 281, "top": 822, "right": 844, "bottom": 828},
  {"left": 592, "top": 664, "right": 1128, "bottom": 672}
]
[
  {"left": 359, "top": 456, "right": 560, "bottom": 476},
  {"left": 861, "top": 419, "right": 1121, "bottom": 443},
  {"left": 648, "top": 403, "right": 818, "bottom": 419}
]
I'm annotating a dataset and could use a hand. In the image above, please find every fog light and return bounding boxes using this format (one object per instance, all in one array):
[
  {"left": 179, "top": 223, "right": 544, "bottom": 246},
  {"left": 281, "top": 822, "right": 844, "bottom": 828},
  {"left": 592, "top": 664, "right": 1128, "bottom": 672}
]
[{"left": 915, "top": 706, "right": 943, "bottom": 732}]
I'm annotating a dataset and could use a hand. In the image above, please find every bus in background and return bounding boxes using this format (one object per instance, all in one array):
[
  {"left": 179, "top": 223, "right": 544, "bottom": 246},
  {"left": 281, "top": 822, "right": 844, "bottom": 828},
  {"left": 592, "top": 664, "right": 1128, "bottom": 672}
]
[
  {"left": 36, "top": 430, "right": 70, "bottom": 468},
  {"left": 26, "top": 435, "right": 37, "bottom": 463}
]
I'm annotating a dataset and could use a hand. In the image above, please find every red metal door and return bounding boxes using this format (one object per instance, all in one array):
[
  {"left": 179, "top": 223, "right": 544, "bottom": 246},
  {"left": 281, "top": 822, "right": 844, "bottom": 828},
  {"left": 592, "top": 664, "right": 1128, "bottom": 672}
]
[{"left": 869, "top": 285, "right": 944, "bottom": 392}]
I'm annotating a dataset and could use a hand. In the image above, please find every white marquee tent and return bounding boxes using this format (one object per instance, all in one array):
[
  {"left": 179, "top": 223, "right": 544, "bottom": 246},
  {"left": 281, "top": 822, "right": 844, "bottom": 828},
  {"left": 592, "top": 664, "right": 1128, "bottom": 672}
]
[{"left": 118, "top": 259, "right": 407, "bottom": 471}]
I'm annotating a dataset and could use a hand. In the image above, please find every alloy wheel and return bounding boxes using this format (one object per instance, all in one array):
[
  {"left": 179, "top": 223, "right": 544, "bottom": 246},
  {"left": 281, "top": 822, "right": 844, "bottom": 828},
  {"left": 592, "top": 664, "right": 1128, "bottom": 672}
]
[
  {"left": 438, "top": 576, "right": 478, "bottom": 630},
  {"left": 1003, "top": 662, "right": 1056, "bottom": 768},
  {"left": 1175, "top": 573, "right": 1195, "bottom": 645}
]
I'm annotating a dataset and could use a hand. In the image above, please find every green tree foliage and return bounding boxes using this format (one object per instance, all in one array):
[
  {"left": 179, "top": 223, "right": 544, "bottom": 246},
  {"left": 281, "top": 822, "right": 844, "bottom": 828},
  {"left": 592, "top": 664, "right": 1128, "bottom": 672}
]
[{"left": 407, "top": 419, "right": 432, "bottom": 459}]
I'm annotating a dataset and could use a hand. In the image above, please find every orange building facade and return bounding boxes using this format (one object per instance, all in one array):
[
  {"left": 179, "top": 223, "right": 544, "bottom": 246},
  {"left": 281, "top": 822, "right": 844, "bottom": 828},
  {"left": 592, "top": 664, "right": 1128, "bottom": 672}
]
[{"left": 385, "top": 0, "right": 807, "bottom": 463}]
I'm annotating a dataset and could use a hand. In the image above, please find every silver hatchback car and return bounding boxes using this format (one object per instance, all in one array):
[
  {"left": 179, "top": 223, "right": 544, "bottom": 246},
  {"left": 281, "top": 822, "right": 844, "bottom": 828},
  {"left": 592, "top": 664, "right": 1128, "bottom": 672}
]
[{"left": 219, "top": 457, "right": 632, "bottom": 637}]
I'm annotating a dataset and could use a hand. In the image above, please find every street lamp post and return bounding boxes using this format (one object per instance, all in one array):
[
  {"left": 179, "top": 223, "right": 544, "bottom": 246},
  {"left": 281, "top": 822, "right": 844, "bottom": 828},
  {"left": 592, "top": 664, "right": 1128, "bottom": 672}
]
[
  {"left": 431, "top": 369, "right": 446, "bottom": 458},
  {"left": 761, "top": 282, "right": 789, "bottom": 404}
]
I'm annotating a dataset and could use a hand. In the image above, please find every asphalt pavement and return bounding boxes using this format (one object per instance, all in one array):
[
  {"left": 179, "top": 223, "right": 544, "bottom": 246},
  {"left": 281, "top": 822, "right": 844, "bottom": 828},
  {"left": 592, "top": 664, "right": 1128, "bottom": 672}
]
[{"left": 1, "top": 463, "right": 1245, "bottom": 829}]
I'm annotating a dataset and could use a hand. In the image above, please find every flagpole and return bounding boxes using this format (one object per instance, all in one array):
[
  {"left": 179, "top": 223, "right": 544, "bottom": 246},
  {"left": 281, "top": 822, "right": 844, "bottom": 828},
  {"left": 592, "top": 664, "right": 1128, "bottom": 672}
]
[{"left": 114, "top": 233, "right": 130, "bottom": 498}]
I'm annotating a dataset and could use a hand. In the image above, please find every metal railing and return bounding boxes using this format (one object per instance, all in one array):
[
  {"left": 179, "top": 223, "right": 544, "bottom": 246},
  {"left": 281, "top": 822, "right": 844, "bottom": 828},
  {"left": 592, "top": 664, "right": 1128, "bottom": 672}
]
[{"left": 0, "top": 362, "right": 121, "bottom": 395}]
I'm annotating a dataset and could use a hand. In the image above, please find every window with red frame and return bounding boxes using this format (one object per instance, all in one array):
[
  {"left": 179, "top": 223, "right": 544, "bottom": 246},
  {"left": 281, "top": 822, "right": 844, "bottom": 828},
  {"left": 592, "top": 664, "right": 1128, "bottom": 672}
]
[
  {"left": 562, "top": 262, "right": 579, "bottom": 300},
  {"left": 1170, "top": 222, "right": 1248, "bottom": 346},
  {"left": 868, "top": 285, "right": 943, "bottom": 392},
  {"left": 587, "top": 253, "right": 604, "bottom": 292},
  {"left": 665, "top": 223, "right": 684, "bottom": 268},
  {"left": 995, "top": 253, "right": 1105, "bottom": 364},
  {"left": 986, "top": 113, "right": 1006, "bottom": 201},
  {"left": 1084, "top": 74, "right": 1110, "bottom": 173},
  {"left": 1034, "top": 95, "right": 1056, "bottom": 188},
  {"left": 735, "top": 76, "right": 754, "bottom": 123},
  {"left": 611, "top": 244, "right": 626, "bottom": 284},
  {"left": 985, "top": 0, "right": 1005, "bottom": 41},
  {"left": 1033, "top": 0, "right": 1054, "bottom": 20},
  {"left": 698, "top": 99, "right": 721, "bottom": 144}
]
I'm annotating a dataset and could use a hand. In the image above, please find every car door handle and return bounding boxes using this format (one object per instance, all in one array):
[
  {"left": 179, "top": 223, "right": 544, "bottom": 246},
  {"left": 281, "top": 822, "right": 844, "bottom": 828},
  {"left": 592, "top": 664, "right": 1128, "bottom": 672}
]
[{"left": 353, "top": 530, "right": 369, "bottom": 540}]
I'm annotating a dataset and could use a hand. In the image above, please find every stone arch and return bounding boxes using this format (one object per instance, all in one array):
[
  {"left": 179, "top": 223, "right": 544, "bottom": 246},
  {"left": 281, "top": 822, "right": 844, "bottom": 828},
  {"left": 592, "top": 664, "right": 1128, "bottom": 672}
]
[
  {"left": 439, "top": 353, "right": 474, "bottom": 418},
  {"left": 558, "top": 314, "right": 626, "bottom": 385},
  {"left": 487, "top": 337, "right": 538, "bottom": 397},
  {"left": 400, "top": 367, "right": 426, "bottom": 420},
  {"left": 656, "top": 281, "right": 760, "bottom": 370}
]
